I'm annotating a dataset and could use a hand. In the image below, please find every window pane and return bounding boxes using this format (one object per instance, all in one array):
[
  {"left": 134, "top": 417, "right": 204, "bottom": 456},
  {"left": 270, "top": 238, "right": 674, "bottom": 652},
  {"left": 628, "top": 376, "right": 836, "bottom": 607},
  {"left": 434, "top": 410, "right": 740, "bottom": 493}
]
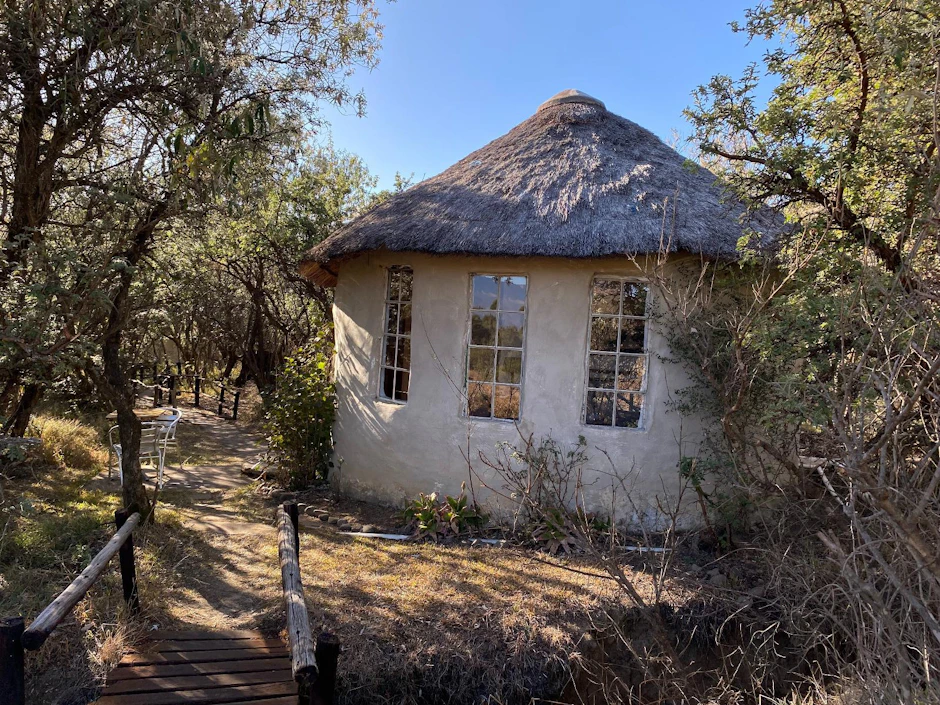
[
  {"left": 498, "top": 312, "right": 524, "bottom": 348},
  {"left": 394, "top": 371, "right": 409, "bottom": 401},
  {"left": 382, "top": 267, "right": 413, "bottom": 402},
  {"left": 496, "top": 350, "right": 522, "bottom": 384},
  {"left": 617, "top": 355, "right": 645, "bottom": 391},
  {"left": 471, "top": 312, "right": 497, "bottom": 345},
  {"left": 399, "top": 303, "right": 412, "bottom": 335},
  {"left": 616, "top": 393, "right": 642, "bottom": 428},
  {"left": 588, "top": 354, "right": 616, "bottom": 389},
  {"left": 472, "top": 275, "right": 499, "bottom": 310},
  {"left": 494, "top": 385, "right": 520, "bottom": 419},
  {"left": 468, "top": 382, "right": 493, "bottom": 418},
  {"left": 467, "top": 274, "right": 527, "bottom": 420},
  {"left": 585, "top": 390, "right": 614, "bottom": 426},
  {"left": 590, "top": 316, "right": 618, "bottom": 352},
  {"left": 397, "top": 337, "right": 411, "bottom": 370},
  {"left": 386, "top": 304, "right": 399, "bottom": 335},
  {"left": 622, "top": 283, "right": 648, "bottom": 317},
  {"left": 620, "top": 319, "right": 645, "bottom": 353},
  {"left": 592, "top": 279, "right": 621, "bottom": 314},
  {"left": 399, "top": 270, "right": 413, "bottom": 301},
  {"left": 500, "top": 276, "right": 527, "bottom": 312},
  {"left": 468, "top": 348, "right": 495, "bottom": 382}
]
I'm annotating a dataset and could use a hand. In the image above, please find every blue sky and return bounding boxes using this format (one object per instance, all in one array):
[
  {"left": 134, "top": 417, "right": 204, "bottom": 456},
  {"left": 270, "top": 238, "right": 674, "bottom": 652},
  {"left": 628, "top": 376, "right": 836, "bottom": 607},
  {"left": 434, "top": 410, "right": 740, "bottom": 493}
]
[{"left": 320, "top": 1, "right": 772, "bottom": 190}]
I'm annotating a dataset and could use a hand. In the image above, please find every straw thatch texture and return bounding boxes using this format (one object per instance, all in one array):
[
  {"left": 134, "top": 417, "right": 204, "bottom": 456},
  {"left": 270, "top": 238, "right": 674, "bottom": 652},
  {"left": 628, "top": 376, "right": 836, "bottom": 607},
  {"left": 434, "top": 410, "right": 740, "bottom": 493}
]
[{"left": 301, "top": 93, "right": 780, "bottom": 286}]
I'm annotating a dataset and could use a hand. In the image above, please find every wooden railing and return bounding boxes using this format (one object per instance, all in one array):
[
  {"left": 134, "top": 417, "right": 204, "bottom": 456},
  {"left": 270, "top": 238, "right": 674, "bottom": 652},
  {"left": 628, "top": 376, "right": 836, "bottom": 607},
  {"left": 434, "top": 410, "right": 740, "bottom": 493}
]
[
  {"left": 278, "top": 501, "right": 340, "bottom": 705},
  {"left": 130, "top": 362, "right": 242, "bottom": 420},
  {"left": 0, "top": 509, "right": 141, "bottom": 705},
  {"left": 0, "top": 504, "right": 335, "bottom": 705}
]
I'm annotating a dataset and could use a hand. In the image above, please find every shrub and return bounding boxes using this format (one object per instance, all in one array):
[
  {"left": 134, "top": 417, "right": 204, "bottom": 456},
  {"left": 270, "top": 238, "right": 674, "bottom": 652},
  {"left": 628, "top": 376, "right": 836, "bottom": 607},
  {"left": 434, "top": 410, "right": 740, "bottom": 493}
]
[
  {"left": 26, "top": 415, "right": 107, "bottom": 473},
  {"left": 265, "top": 339, "right": 335, "bottom": 489},
  {"left": 401, "top": 485, "right": 487, "bottom": 540}
]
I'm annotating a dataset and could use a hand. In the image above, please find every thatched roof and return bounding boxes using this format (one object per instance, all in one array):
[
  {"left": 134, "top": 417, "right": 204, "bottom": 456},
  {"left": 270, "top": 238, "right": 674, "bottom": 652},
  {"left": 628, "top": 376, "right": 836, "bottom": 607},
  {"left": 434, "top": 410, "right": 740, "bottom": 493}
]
[{"left": 301, "top": 89, "right": 780, "bottom": 287}]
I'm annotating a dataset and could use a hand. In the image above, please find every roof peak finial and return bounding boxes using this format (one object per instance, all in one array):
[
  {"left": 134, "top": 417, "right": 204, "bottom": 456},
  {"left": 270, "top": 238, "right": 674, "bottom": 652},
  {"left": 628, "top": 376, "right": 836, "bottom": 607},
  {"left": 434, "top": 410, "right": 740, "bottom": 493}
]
[{"left": 537, "top": 89, "right": 605, "bottom": 112}]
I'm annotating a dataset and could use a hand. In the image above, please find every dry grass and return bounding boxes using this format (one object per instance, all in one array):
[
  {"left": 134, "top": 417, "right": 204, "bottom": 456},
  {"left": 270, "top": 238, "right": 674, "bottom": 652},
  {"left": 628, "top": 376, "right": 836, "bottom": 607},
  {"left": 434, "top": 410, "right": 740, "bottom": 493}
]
[
  {"left": 293, "top": 526, "right": 690, "bottom": 705},
  {"left": 25, "top": 414, "right": 109, "bottom": 474},
  {"left": 2, "top": 412, "right": 707, "bottom": 705},
  {"left": 1, "top": 415, "right": 133, "bottom": 704}
]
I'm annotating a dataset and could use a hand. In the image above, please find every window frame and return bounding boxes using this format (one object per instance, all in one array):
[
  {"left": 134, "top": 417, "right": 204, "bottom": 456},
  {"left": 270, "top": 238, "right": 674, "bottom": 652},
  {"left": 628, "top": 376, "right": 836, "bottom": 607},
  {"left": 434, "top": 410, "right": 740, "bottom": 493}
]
[
  {"left": 378, "top": 265, "right": 414, "bottom": 404},
  {"left": 464, "top": 272, "right": 529, "bottom": 422},
  {"left": 581, "top": 276, "right": 651, "bottom": 431}
]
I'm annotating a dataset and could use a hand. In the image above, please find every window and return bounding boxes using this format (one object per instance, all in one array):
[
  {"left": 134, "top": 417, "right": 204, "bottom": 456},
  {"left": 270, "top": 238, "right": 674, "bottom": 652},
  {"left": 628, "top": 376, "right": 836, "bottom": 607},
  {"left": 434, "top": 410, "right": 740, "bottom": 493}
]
[
  {"left": 380, "top": 267, "right": 413, "bottom": 402},
  {"left": 584, "top": 279, "right": 649, "bottom": 428},
  {"left": 466, "top": 275, "right": 527, "bottom": 420}
]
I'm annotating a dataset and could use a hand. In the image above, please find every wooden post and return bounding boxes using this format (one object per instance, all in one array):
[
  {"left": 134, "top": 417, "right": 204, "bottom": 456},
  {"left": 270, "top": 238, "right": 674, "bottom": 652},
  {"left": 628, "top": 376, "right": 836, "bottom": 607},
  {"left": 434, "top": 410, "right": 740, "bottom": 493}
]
[
  {"left": 232, "top": 390, "right": 241, "bottom": 421},
  {"left": 312, "top": 633, "right": 340, "bottom": 705},
  {"left": 114, "top": 510, "right": 140, "bottom": 615},
  {"left": 0, "top": 617, "right": 25, "bottom": 705},
  {"left": 218, "top": 385, "right": 225, "bottom": 416},
  {"left": 286, "top": 502, "right": 300, "bottom": 558},
  {"left": 277, "top": 505, "right": 316, "bottom": 701},
  {"left": 176, "top": 360, "right": 182, "bottom": 376},
  {"left": 194, "top": 376, "right": 201, "bottom": 408}
]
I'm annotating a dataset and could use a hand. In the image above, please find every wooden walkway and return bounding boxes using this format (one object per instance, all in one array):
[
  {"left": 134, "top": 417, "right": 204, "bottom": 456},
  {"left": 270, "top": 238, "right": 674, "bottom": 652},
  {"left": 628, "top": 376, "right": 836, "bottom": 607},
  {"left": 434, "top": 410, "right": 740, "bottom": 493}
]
[{"left": 93, "top": 630, "right": 298, "bottom": 705}]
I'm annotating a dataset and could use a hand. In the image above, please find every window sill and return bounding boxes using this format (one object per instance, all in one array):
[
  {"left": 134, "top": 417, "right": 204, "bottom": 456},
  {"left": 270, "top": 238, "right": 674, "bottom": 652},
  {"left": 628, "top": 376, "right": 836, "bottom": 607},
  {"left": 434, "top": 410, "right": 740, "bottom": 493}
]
[
  {"left": 376, "top": 396, "right": 407, "bottom": 406},
  {"left": 465, "top": 415, "right": 520, "bottom": 424},
  {"left": 581, "top": 422, "right": 649, "bottom": 433}
]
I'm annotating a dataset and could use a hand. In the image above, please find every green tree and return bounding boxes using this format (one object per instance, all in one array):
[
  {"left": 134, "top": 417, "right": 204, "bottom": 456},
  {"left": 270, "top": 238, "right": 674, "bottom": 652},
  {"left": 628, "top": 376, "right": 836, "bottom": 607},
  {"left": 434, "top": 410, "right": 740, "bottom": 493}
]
[
  {"left": 675, "top": 2, "right": 940, "bottom": 698},
  {"left": 0, "top": 0, "right": 382, "bottom": 515},
  {"left": 687, "top": 0, "right": 939, "bottom": 276},
  {"left": 149, "top": 145, "right": 381, "bottom": 392}
]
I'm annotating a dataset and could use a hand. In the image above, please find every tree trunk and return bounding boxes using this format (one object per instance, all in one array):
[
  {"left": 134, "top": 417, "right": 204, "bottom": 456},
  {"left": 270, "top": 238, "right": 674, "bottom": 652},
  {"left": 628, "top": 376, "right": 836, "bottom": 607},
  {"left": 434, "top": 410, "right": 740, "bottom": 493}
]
[
  {"left": 97, "top": 200, "right": 171, "bottom": 517},
  {"left": 3, "top": 383, "right": 42, "bottom": 437},
  {"left": 1, "top": 50, "right": 55, "bottom": 286},
  {"left": 0, "top": 374, "right": 19, "bottom": 418}
]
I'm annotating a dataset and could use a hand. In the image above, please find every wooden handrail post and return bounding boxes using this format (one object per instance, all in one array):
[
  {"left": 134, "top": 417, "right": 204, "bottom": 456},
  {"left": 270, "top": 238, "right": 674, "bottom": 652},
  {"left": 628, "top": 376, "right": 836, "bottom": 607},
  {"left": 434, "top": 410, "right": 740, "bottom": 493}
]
[
  {"left": 115, "top": 510, "right": 140, "bottom": 615},
  {"left": 286, "top": 502, "right": 300, "bottom": 558},
  {"left": 312, "top": 632, "right": 340, "bottom": 705},
  {"left": 168, "top": 375, "right": 177, "bottom": 407},
  {"left": 277, "top": 504, "right": 316, "bottom": 702},
  {"left": 0, "top": 617, "right": 25, "bottom": 705},
  {"left": 194, "top": 376, "right": 201, "bottom": 408},
  {"left": 217, "top": 385, "right": 225, "bottom": 416},
  {"left": 232, "top": 390, "right": 241, "bottom": 421}
]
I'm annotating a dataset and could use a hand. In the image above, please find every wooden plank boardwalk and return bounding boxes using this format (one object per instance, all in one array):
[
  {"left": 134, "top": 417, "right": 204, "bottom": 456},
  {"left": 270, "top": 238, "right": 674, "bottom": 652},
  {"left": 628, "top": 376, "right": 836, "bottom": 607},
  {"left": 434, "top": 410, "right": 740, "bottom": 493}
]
[{"left": 93, "top": 629, "right": 298, "bottom": 705}]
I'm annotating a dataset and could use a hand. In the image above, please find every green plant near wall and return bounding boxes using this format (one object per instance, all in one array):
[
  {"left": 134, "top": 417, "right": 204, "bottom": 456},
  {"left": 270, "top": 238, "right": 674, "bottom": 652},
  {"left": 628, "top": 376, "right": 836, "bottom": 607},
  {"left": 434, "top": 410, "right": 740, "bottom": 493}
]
[
  {"left": 265, "top": 337, "right": 335, "bottom": 489},
  {"left": 402, "top": 485, "right": 488, "bottom": 540}
]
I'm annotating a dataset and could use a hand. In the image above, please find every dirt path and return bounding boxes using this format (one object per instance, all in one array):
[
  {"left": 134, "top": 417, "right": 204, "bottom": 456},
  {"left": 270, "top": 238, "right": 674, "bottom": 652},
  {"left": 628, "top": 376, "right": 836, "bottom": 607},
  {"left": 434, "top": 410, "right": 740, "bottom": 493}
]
[
  {"left": 156, "top": 407, "right": 283, "bottom": 631},
  {"left": 92, "top": 406, "right": 284, "bottom": 633}
]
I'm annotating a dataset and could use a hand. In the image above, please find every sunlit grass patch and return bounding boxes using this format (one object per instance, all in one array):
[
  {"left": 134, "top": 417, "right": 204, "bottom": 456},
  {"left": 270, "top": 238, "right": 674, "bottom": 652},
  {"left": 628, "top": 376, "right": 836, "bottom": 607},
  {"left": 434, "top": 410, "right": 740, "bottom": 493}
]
[{"left": 26, "top": 415, "right": 108, "bottom": 474}]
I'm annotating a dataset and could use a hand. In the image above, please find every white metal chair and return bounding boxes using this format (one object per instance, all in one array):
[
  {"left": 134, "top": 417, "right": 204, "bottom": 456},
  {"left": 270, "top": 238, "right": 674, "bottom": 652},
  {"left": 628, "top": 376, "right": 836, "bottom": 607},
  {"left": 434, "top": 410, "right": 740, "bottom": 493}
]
[
  {"left": 108, "top": 421, "right": 172, "bottom": 488},
  {"left": 156, "top": 408, "right": 183, "bottom": 469}
]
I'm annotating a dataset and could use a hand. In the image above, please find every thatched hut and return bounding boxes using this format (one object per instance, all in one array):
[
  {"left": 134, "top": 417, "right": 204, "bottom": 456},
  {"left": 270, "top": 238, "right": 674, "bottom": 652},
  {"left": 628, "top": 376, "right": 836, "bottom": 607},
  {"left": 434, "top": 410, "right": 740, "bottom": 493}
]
[{"left": 301, "top": 90, "right": 776, "bottom": 521}]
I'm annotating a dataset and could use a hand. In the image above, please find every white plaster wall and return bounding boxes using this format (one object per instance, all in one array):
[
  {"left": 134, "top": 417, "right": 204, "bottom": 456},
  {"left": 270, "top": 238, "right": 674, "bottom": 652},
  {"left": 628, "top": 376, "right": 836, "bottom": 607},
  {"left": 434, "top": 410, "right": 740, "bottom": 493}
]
[{"left": 330, "top": 252, "right": 706, "bottom": 526}]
